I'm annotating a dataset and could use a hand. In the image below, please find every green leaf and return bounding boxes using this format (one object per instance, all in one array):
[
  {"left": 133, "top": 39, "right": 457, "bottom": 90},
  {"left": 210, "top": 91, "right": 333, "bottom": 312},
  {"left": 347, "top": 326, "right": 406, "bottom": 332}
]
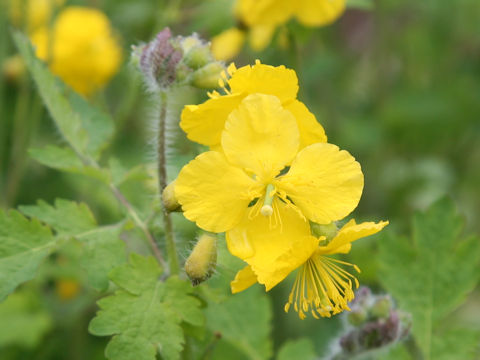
[
  {"left": 77, "top": 226, "right": 126, "bottom": 291},
  {"left": 378, "top": 197, "right": 480, "bottom": 360},
  {"left": 13, "top": 31, "right": 114, "bottom": 160},
  {"left": 20, "top": 199, "right": 96, "bottom": 236},
  {"left": 202, "top": 241, "right": 273, "bottom": 360},
  {"left": 431, "top": 329, "right": 480, "bottom": 360},
  {"left": 89, "top": 254, "right": 204, "bottom": 360},
  {"left": 20, "top": 199, "right": 126, "bottom": 291},
  {"left": 0, "top": 210, "right": 56, "bottom": 301},
  {"left": 29, "top": 146, "right": 111, "bottom": 184},
  {"left": 277, "top": 338, "right": 316, "bottom": 360},
  {"left": 0, "top": 290, "right": 52, "bottom": 348}
]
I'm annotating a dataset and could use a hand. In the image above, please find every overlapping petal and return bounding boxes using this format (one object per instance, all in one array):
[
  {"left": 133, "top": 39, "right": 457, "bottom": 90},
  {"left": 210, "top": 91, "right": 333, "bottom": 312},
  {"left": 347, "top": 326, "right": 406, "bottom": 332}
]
[
  {"left": 228, "top": 62, "right": 299, "bottom": 103},
  {"left": 295, "top": 0, "right": 346, "bottom": 26},
  {"left": 175, "top": 151, "right": 262, "bottom": 233},
  {"left": 318, "top": 219, "right": 389, "bottom": 255},
  {"left": 227, "top": 200, "right": 320, "bottom": 291},
  {"left": 285, "top": 100, "right": 327, "bottom": 148},
  {"left": 277, "top": 143, "right": 364, "bottom": 224},
  {"left": 180, "top": 93, "right": 243, "bottom": 146},
  {"left": 222, "top": 94, "right": 299, "bottom": 179},
  {"left": 231, "top": 265, "right": 257, "bottom": 293}
]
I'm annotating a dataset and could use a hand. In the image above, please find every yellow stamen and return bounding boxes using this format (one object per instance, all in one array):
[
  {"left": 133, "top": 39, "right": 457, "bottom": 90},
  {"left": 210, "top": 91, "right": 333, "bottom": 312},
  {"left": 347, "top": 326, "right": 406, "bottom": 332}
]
[{"left": 284, "top": 253, "right": 360, "bottom": 319}]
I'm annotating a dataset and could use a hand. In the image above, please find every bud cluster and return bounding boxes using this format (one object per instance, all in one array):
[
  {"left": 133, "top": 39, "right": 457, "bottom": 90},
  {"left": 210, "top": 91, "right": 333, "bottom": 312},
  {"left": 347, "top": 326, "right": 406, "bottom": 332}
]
[
  {"left": 330, "top": 287, "right": 411, "bottom": 359},
  {"left": 133, "top": 28, "right": 224, "bottom": 92}
]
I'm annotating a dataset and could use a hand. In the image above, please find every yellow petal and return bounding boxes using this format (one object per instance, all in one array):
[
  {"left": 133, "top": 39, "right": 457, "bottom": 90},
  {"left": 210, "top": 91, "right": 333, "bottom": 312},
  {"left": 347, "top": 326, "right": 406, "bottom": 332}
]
[
  {"left": 228, "top": 62, "right": 299, "bottom": 103},
  {"left": 231, "top": 265, "right": 258, "bottom": 293},
  {"left": 211, "top": 27, "right": 246, "bottom": 61},
  {"left": 285, "top": 100, "right": 327, "bottom": 149},
  {"left": 222, "top": 94, "right": 299, "bottom": 179},
  {"left": 249, "top": 24, "right": 275, "bottom": 51},
  {"left": 226, "top": 200, "right": 319, "bottom": 291},
  {"left": 235, "top": 0, "right": 294, "bottom": 27},
  {"left": 175, "top": 151, "right": 262, "bottom": 233},
  {"left": 319, "top": 219, "right": 389, "bottom": 255},
  {"left": 180, "top": 93, "right": 244, "bottom": 147},
  {"left": 277, "top": 143, "right": 364, "bottom": 224},
  {"left": 295, "top": 0, "right": 346, "bottom": 27}
]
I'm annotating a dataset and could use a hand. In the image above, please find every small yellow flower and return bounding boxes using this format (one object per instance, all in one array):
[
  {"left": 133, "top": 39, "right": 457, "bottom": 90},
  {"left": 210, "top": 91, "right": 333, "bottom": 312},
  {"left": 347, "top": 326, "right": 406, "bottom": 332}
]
[
  {"left": 31, "top": 6, "right": 122, "bottom": 95},
  {"left": 175, "top": 93, "right": 363, "bottom": 233},
  {"left": 180, "top": 61, "right": 327, "bottom": 150},
  {"left": 211, "top": 0, "right": 346, "bottom": 57},
  {"left": 8, "top": 0, "right": 64, "bottom": 33},
  {"left": 229, "top": 217, "right": 388, "bottom": 319}
]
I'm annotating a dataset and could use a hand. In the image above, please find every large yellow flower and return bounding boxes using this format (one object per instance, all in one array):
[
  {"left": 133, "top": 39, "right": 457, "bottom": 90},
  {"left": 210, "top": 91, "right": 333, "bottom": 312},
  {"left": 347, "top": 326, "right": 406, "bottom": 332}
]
[
  {"left": 31, "top": 7, "right": 122, "bottom": 95},
  {"left": 180, "top": 61, "right": 327, "bottom": 150},
  {"left": 175, "top": 93, "right": 363, "bottom": 233},
  {"left": 229, "top": 216, "right": 388, "bottom": 319}
]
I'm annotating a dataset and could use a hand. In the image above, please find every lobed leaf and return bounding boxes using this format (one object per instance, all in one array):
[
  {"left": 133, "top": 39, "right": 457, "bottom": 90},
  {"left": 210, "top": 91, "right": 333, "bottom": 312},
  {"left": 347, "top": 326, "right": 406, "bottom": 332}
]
[
  {"left": 379, "top": 197, "right": 480, "bottom": 360},
  {"left": 20, "top": 199, "right": 126, "bottom": 291},
  {"left": 89, "top": 254, "right": 204, "bottom": 360},
  {"left": 0, "top": 210, "right": 56, "bottom": 301}
]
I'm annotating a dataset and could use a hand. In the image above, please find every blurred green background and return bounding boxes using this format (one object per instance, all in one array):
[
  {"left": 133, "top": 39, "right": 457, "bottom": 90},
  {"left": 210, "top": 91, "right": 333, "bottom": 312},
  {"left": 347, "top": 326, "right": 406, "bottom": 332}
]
[{"left": 1, "top": 0, "right": 479, "bottom": 359}]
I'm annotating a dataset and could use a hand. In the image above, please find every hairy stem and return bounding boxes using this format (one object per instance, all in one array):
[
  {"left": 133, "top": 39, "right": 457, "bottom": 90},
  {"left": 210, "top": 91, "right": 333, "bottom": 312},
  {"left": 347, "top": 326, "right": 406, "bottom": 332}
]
[{"left": 157, "top": 91, "right": 180, "bottom": 275}]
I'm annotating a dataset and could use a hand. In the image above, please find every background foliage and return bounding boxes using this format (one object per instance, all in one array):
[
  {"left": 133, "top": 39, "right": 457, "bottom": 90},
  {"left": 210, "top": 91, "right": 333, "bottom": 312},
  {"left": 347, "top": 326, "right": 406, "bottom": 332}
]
[{"left": 1, "top": 0, "right": 479, "bottom": 359}]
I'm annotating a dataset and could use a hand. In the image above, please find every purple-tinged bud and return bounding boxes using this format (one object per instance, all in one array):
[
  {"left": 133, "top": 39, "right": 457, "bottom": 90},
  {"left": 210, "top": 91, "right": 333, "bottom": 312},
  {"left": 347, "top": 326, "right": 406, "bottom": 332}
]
[{"left": 137, "top": 28, "right": 183, "bottom": 91}]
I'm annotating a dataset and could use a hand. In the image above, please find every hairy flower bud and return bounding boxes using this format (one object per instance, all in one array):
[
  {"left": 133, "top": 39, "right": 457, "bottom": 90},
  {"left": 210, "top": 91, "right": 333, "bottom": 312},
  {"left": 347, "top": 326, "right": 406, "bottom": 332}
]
[
  {"left": 137, "top": 27, "right": 183, "bottom": 91},
  {"left": 185, "top": 233, "right": 217, "bottom": 286},
  {"left": 329, "top": 287, "right": 411, "bottom": 359},
  {"left": 162, "top": 181, "right": 181, "bottom": 212},
  {"left": 134, "top": 28, "right": 224, "bottom": 91}
]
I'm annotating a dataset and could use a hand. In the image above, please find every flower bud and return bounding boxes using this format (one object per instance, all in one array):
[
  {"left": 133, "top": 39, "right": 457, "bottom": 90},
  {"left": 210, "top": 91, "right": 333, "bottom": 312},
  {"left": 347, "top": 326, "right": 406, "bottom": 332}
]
[
  {"left": 2, "top": 55, "right": 25, "bottom": 83},
  {"left": 181, "top": 34, "right": 214, "bottom": 70},
  {"left": 137, "top": 27, "right": 183, "bottom": 91},
  {"left": 162, "top": 181, "right": 181, "bottom": 212},
  {"left": 191, "top": 62, "right": 224, "bottom": 89},
  {"left": 185, "top": 233, "right": 217, "bottom": 286},
  {"left": 347, "top": 308, "right": 367, "bottom": 326},
  {"left": 370, "top": 296, "right": 392, "bottom": 319}
]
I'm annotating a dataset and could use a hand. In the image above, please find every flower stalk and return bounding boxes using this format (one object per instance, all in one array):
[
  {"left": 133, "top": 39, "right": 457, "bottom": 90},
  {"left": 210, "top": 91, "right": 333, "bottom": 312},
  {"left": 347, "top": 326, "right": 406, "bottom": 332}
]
[{"left": 157, "top": 91, "right": 180, "bottom": 275}]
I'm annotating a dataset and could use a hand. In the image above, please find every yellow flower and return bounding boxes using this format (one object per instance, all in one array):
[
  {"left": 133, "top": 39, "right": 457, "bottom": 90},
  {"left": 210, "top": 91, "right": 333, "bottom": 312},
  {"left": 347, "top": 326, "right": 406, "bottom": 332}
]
[
  {"left": 211, "top": 27, "right": 246, "bottom": 61},
  {"left": 180, "top": 61, "right": 327, "bottom": 150},
  {"left": 175, "top": 93, "right": 363, "bottom": 233},
  {"left": 30, "top": 7, "right": 122, "bottom": 95},
  {"left": 212, "top": 0, "right": 345, "bottom": 57},
  {"left": 229, "top": 217, "right": 388, "bottom": 319},
  {"left": 236, "top": 0, "right": 345, "bottom": 28}
]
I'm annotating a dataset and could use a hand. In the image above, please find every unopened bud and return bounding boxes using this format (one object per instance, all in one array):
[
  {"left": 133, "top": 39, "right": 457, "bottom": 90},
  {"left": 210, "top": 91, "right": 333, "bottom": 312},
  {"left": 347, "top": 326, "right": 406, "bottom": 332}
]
[
  {"left": 2, "top": 55, "right": 25, "bottom": 83},
  {"left": 185, "top": 233, "right": 217, "bottom": 286},
  {"left": 162, "top": 181, "right": 181, "bottom": 212},
  {"left": 347, "top": 308, "right": 367, "bottom": 326},
  {"left": 137, "top": 27, "right": 183, "bottom": 91},
  {"left": 371, "top": 296, "right": 392, "bottom": 319},
  {"left": 191, "top": 62, "right": 224, "bottom": 89},
  {"left": 310, "top": 222, "right": 338, "bottom": 242},
  {"left": 181, "top": 34, "right": 214, "bottom": 70}
]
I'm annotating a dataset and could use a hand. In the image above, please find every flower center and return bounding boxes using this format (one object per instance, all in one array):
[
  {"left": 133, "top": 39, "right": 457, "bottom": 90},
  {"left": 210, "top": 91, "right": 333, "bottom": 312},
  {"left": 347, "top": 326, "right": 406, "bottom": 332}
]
[{"left": 260, "top": 184, "right": 275, "bottom": 217}]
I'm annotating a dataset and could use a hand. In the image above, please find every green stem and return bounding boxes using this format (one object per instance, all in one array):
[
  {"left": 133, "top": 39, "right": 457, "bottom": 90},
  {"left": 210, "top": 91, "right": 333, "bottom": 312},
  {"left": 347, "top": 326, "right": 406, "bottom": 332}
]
[
  {"left": 157, "top": 91, "right": 180, "bottom": 275},
  {"left": 404, "top": 336, "right": 425, "bottom": 360},
  {"left": 5, "top": 76, "right": 31, "bottom": 206}
]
